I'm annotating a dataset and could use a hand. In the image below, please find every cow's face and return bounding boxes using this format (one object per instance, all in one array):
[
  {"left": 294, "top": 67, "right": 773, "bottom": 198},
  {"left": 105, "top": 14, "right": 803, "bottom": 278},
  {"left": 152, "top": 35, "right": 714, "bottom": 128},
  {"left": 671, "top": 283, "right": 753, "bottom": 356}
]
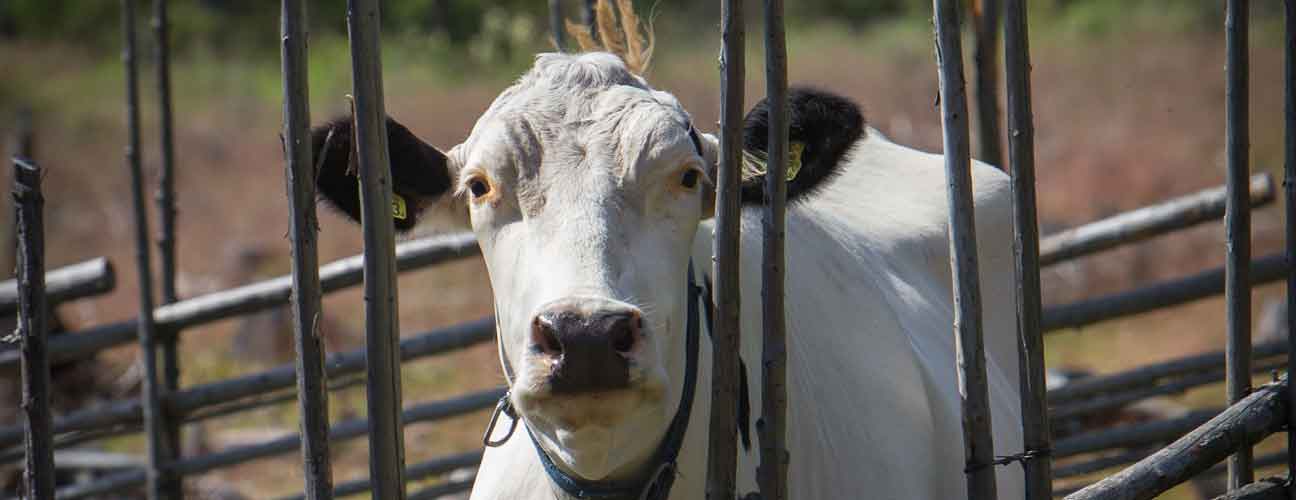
[
  {"left": 313, "top": 52, "right": 718, "bottom": 481},
  {"left": 457, "top": 53, "right": 715, "bottom": 479}
]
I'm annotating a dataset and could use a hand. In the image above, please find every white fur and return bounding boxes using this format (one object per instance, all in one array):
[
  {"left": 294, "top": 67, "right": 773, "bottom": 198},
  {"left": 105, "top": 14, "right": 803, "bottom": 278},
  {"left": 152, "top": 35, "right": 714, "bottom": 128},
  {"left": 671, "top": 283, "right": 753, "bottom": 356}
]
[{"left": 440, "top": 53, "right": 1025, "bottom": 499}]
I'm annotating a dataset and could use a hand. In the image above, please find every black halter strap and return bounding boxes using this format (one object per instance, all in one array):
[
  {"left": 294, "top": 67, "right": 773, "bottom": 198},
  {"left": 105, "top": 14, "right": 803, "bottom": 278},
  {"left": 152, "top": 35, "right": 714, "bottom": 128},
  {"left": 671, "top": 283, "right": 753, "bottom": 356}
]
[{"left": 483, "top": 262, "right": 705, "bottom": 500}]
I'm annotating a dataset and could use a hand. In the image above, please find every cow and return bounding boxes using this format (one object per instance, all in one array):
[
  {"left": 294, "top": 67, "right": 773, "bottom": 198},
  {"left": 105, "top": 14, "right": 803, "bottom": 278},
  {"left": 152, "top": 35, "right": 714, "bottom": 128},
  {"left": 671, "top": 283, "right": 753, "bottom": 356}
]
[{"left": 309, "top": 18, "right": 1026, "bottom": 500}]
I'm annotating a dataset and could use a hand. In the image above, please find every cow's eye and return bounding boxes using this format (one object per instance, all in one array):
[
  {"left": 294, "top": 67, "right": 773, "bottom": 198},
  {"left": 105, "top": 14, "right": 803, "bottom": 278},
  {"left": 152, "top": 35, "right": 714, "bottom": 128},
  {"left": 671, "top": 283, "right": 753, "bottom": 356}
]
[
  {"left": 680, "top": 169, "right": 700, "bottom": 189},
  {"left": 468, "top": 178, "right": 491, "bottom": 198}
]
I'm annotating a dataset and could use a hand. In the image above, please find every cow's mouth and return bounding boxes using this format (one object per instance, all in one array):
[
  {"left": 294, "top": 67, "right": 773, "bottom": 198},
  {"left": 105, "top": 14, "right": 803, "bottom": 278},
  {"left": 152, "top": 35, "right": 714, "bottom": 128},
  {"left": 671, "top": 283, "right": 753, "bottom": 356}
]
[
  {"left": 515, "top": 383, "right": 671, "bottom": 481},
  {"left": 515, "top": 379, "right": 667, "bottom": 431}
]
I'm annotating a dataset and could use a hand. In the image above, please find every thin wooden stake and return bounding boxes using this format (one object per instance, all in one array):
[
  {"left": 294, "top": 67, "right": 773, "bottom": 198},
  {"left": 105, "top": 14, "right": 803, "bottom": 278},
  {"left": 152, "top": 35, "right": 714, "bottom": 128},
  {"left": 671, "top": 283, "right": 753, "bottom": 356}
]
[
  {"left": 1283, "top": 1, "right": 1295, "bottom": 498},
  {"left": 282, "top": 0, "right": 334, "bottom": 497},
  {"left": 707, "top": 0, "right": 744, "bottom": 497},
  {"left": 122, "top": 1, "right": 176, "bottom": 497},
  {"left": 1003, "top": 0, "right": 1050, "bottom": 497},
  {"left": 931, "top": 0, "right": 998, "bottom": 497},
  {"left": 1224, "top": 0, "right": 1253, "bottom": 489},
  {"left": 972, "top": 0, "right": 1003, "bottom": 168},
  {"left": 13, "top": 158, "right": 53, "bottom": 500},
  {"left": 345, "top": 0, "right": 407, "bottom": 498},
  {"left": 150, "top": 1, "right": 183, "bottom": 489},
  {"left": 581, "top": 0, "right": 598, "bottom": 42},
  {"left": 549, "top": 0, "right": 565, "bottom": 51},
  {"left": 757, "top": 0, "right": 789, "bottom": 498}
]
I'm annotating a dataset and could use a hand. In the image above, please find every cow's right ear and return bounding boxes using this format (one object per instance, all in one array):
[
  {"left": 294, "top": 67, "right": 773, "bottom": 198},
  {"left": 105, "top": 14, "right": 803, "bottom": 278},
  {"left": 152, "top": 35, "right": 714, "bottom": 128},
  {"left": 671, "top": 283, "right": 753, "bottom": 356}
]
[{"left": 311, "top": 116, "right": 455, "bottom": 232}]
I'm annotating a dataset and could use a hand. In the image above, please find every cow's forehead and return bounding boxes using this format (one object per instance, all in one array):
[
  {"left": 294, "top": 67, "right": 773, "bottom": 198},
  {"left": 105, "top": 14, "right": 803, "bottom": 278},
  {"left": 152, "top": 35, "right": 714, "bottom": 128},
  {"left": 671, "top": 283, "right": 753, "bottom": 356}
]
[{"left": 458, "top": 52, "right": 695, "bottom": 188}]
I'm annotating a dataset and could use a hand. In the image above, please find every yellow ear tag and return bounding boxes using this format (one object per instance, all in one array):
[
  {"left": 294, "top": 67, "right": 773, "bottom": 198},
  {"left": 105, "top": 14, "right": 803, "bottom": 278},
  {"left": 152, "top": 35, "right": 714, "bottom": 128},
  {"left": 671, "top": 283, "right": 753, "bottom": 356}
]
[
  {"left": 392, "top": 194, "right": 408, "bottom": 220},
  {"left": 355, "top": 178, "right": 409, "bottom": 220},
  {"left": 739, "top": 142, "right": 806, "bottom": 183},
  {"left": 786, "top": 142, "right": 805, "bottom": 182}
]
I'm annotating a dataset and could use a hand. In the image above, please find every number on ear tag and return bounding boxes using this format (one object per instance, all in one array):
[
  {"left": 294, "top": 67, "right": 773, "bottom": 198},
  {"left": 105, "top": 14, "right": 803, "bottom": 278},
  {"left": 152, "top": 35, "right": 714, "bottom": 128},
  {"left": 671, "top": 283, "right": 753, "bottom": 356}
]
[
  {"left": 740, "top": 142, "right": 807, "bottom": 183},
  {"left": 786, "top": 142, "right": 805, "bottom": 182},
  {"left": 392, "top": 194, "right": 408, "bottom": 220}
]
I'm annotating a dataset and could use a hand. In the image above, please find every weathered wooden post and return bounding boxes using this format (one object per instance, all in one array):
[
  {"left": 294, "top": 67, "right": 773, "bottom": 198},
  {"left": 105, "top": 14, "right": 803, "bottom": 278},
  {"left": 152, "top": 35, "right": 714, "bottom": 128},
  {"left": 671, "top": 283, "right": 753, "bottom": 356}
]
[
  {"left": 150, "top": 0, "right": 183, "bottom": 484},
  {"left": 282, "top": 0, "right": 334, "bottom": 498},
  {"left": 548, "top": 0, "right": 565, "bottom": 51},
  {"left": 345, "top": 0, "right": 407, "bottom": 498},
  {"left": 707, "top": 0, "right": 744, "bottom": 497},
  {"left": 122, "top": 1, "right": 177, "bottom": 497},
  {"left": 757, "top": 0, "right": 790, "bottom": 498},
  {"left": 1003, "top": 0, "right": 1051, "bottom": 497},
  {"left": 1223, "top": 0, "right": 1253, "bottom": 490},
  {"left": 972, "top": 0, "right": 1002, "bottom": 168},
  {"left": 1283, "top": 1, "right": 1295, "bottom": 497},
  {"left": 13, "top": 157, "right": 53, "bottom": 500},
  {"left": 582, "top": 0, "right": 598, "bottom": 41},
  {"left": 931, "top": 0, "right": 998, "bottom": 497}
]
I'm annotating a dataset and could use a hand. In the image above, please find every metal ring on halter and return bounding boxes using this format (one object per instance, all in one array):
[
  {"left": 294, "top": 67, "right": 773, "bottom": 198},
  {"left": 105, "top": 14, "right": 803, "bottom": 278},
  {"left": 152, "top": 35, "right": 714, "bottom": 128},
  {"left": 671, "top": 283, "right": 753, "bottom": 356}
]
[
  {"left": 636, "top": 461, "right": 676, "bottom": 500},
  {"left": 482, "top": 392, "right": 519, "bottom": 447}
]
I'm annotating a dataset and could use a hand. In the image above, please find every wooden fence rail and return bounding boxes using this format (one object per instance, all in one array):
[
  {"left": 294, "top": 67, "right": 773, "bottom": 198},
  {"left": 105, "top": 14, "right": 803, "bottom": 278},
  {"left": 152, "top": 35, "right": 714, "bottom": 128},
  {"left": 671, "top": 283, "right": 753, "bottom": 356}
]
[
  {"left": 1049, "top": 340, "right": 1288, "bottom": 404},
  {"left": 0, "top": 318, "right": 492, "bottom": 452},
  {"left": 1039, "top": 174, "right": 1273, "bottom": 266},
  {"left": 1065, "top": 377, "right": 1288, "bottom": 500},
  {"left": 1043, "top": 253, "right": 1287, "bottom": 333},
  {"left": 14, "top": 388, "right": 502, "bottom": 500},
  {"left": 0, "top": 258, "right": 114, "bottom": 315},
  {"left": 273, "top": 451, "right": 482, "bottom": 500},
  {"left": 0, "top": 233, "right": 479, "bottom": 368}
]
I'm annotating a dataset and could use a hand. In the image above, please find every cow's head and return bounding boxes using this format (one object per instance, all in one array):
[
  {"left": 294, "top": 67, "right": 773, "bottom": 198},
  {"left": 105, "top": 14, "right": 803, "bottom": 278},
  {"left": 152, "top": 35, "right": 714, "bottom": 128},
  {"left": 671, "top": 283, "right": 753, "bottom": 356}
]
[{"left": 312, "top": 53, "right": 862, "bottom": 483}]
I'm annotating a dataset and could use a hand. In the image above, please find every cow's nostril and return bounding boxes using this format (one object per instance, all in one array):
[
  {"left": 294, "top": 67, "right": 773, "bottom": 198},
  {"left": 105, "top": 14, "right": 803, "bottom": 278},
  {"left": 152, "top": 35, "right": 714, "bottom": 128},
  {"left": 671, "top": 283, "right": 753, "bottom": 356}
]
[
  {"left": 611, "top": 314, "right": 639, "bottom": 354},
  {"left": 531, "top": 316, "right": 563, "bottom": 356}
]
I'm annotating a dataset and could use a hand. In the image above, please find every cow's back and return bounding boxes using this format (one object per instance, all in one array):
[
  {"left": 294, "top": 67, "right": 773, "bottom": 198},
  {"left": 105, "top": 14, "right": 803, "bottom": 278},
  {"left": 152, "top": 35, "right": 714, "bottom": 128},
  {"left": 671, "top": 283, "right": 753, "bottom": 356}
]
[{"left": 693, "top": 129, "right": 1025, "bottom": 499}]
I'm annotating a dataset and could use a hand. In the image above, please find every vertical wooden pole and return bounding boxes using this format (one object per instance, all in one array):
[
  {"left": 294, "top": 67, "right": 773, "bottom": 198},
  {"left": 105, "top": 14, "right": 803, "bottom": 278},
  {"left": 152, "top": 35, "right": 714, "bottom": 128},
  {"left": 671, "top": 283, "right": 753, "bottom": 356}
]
[
  {"left": 282, "top": 0, "right": 335, "bottom": 498},
  {"left": 4, "top": 109, "right": 33, "bottom": 275},
  {"left": 549, "top": 0, "right": 565, "bottom": 51},
  {"left": 757, "top": 0, "right": 789, "bottom": 499},
  {"left": 931, "top": 0, "right": 998, "bottom": 498},
  {"left": 13, "top": 158, "right": 53, "bottom": 500},
  {"left": 346, "top": 1, "right": 407, "bottom": 498},
  {"left": 972, "top": 0, "right": 1003, "bottom": 168},
  {"left": 1003, "top": 0, "right": 1052, "bottom": 497},
  {"left": 1284, "top": 2, "right": 1296, "bottom": 499},
  {"left": 1224, "top": 0, "right": 1253, "bottom": 490},
  {"left": 123, "top": 1, "right": 175, "bottom": 497},
  {"left": 707, "top": 0, "right": 744, "bottom": 498},
  {"left": 582, "top": 0, "right": 598, "bottom": 42},
  {"left": 150, "top": 1, "right": 183, "bottom": 487}
]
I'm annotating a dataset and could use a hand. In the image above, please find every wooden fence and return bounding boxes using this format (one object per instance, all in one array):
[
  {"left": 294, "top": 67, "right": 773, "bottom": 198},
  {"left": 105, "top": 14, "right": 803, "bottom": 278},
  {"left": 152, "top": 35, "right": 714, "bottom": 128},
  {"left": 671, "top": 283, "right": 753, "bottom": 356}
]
[{"left": 3, "top": 0, "right": 1295, "bottom": 499}]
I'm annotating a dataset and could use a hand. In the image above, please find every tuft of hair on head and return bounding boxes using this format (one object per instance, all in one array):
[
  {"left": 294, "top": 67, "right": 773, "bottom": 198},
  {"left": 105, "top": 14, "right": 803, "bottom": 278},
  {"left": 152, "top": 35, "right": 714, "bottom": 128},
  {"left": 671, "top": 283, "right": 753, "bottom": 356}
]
[{"left": 562, "top": 0, "right": 655, "bottom": 75}]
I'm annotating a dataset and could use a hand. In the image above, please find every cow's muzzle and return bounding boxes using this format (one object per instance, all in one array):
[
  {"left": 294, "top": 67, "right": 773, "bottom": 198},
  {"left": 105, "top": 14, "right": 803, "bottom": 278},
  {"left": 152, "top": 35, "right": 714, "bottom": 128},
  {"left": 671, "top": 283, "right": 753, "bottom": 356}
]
[{"left": 531, "top": 298, "right": 643, "bottom": 394}]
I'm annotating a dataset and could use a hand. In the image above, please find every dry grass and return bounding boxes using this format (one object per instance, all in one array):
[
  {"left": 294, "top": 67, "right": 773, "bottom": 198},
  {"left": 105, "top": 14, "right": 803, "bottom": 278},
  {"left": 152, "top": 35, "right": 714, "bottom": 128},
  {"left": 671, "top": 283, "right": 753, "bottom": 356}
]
[{"left": 0, "top": 17, "right": 1290, "bottom": 499}]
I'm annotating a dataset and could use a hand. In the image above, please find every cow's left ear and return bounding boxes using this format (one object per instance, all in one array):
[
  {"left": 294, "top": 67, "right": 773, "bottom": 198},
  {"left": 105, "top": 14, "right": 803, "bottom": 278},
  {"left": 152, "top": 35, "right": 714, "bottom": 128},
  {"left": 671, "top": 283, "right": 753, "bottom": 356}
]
[
  {"left": 311, "top": 116, "right": 456, "bottom": 232},
  {"left": 698, "top": 87, "right": 865, "bottom": 220}
]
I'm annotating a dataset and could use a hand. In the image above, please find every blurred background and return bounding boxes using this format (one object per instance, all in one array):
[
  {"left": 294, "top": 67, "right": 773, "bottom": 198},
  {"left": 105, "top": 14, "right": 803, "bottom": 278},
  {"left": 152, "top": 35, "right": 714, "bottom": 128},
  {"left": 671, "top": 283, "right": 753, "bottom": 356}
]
[{"left": 0, "top": 0, "right": 1291, "bottom": 498}]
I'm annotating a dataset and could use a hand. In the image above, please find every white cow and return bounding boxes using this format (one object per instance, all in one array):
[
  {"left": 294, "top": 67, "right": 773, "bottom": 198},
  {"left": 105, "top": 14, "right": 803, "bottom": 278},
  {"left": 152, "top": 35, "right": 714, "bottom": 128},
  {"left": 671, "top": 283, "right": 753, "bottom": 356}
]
[{"left": 312, "top": 49, "right": 1025, "bottom": 500}]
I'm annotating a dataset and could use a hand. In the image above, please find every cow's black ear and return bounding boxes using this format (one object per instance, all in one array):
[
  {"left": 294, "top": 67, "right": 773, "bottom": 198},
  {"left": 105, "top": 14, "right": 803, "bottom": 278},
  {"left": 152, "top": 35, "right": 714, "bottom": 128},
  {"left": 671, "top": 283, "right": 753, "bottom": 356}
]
[
  {"left": 740, "top": 87, "right": 865, "bottom": 205},
  {"left": 311, "top": 116, "right": 453, "bottom": 232}
]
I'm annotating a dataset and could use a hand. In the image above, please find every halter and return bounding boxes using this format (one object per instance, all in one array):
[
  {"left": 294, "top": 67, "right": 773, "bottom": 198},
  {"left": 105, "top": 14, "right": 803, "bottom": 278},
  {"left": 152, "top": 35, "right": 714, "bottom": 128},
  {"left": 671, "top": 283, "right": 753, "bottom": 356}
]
[{"left": 483, "top": 263, "right": 705, "bottom": 500}]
